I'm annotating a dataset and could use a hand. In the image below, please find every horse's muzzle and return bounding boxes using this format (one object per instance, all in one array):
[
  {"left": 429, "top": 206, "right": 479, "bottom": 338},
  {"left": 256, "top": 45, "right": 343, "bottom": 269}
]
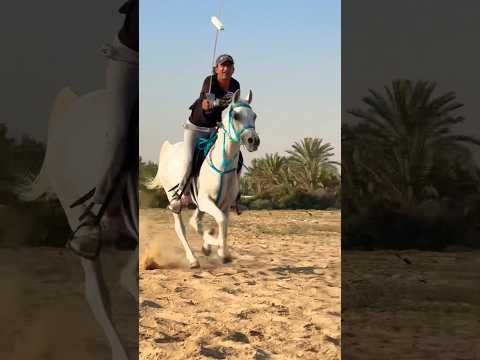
[{"left": 242, "top": 130, "right": 260, "bottom": 152}]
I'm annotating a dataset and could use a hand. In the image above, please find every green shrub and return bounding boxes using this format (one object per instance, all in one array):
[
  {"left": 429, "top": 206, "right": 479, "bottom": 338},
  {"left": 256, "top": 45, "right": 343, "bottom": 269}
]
[
  {"left": 139, "top": 189, "right": 169, "bottom": 208},
  {"left": 249, "top": 198, "right": 274, "bottom": 210},
  {"left": 273, "top": 191, "right": 337, "bottom": 210}
]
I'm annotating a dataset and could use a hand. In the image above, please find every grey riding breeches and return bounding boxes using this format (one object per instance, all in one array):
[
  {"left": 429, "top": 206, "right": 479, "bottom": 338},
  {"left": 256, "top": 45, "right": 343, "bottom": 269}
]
[{"left": 178, "top": 120, "right": 216, "bottom": 190}]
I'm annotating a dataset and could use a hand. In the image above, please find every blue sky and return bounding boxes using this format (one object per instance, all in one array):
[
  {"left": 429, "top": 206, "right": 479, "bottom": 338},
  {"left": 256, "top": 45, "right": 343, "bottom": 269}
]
[{"left": 140, "top": 0, "right": 341, "bottom": 165}]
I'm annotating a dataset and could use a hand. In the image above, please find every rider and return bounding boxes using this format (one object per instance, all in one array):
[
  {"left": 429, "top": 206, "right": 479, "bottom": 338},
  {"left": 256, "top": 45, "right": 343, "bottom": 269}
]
[
  {"left": 168, "top": 54, "right": 242, "bottom": 213},
  {"left": 68, "top": 0, "right": 138, "bottom": 259}
]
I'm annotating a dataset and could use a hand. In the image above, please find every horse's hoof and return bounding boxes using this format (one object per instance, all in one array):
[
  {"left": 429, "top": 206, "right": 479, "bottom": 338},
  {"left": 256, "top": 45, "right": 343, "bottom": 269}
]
[
  {"left": 189, "top": 260, "right": 200, "bottom": 269},
  {"left": 222, "top": 256, "right": 232, "bottom": 264},
  {"left": 202, "top": 245, "right": 212, "bottom": 256}
]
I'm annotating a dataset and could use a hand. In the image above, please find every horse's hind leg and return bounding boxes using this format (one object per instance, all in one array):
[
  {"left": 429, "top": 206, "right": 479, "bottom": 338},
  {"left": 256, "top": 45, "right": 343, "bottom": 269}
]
[
  {"left": 81, "top": 257, "right": 129, "bottom": 360},
  {"left": 189, "top": 208, "right": 204, "bottom": 235},
  {"left": 199, "top": 198, "right": 231, "bottom": 263},
  {"left": 173, "top": 212, "right": 199, "bottom": 268},
  {"left": 189, "top": 208, "right": 212, "bottom": 256}
]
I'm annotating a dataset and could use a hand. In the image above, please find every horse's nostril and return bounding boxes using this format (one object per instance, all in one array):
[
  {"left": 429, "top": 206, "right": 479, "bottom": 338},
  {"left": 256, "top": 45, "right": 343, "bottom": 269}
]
[{"left": 247, "top": 137, "right": 254, "bottom": 144}]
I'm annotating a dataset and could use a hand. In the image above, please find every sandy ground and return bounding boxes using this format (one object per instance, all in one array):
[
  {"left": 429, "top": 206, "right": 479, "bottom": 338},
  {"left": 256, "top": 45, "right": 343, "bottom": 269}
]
[
  {"left": 0, "top": 247, "right": 138, "bottom": 360},
  {"left": 342, "top": 250, "right": 480, "bottom": 360},
  {"left": 139, "top": 209, "right": 341, "bottom": 360}
]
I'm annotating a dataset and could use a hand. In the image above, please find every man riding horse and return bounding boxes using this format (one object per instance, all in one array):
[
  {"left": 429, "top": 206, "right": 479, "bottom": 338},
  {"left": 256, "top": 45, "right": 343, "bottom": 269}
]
[{"left": 168, "top": 54, "right": 244, "bottom": 213}]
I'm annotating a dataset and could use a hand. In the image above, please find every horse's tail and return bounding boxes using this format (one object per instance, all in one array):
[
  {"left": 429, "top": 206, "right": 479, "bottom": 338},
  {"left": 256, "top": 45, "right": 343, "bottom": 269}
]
[
  {"left": 15, "top": 162, "right": 51, "bottom": 202},
  {"left": 145, "top": 140, "right": 170, "bottom": 190},
  {"left": 49, "top": 87, "right": 78, "bottom": 131},
  {"left": 15, "top": 87, "right": 78, "bottom": 202}
]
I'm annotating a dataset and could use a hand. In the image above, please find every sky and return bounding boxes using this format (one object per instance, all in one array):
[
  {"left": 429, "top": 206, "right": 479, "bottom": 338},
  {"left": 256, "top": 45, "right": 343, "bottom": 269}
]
[{"left": 140, "top": 0, "right": 341, "bottom": 165}]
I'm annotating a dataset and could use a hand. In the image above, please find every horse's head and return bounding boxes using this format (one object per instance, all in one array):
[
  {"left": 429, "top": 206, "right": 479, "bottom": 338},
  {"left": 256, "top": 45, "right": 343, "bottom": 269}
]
[{"left": 223, "top": 89, "right": 260, "bottom": 152}]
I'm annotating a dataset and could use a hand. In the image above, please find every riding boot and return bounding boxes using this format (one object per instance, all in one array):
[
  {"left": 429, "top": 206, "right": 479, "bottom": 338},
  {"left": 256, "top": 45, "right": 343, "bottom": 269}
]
[
  {"left": 168, "top": 193, "right": 182, "bottom": 214},
  {"left": 67, "top": 203, "right": 102, "bottom": 259},
  {"left": 169, "top": 162, "right": 197, "bottom": 214},
  {"left": 166, "top": 179, "right": 183, "bottom": 213}
]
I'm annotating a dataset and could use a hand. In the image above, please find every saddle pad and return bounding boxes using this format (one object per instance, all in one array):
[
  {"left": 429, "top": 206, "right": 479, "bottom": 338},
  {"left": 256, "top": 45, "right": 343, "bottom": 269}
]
[{"left": 187, "top": 131, "right": 245, "bottom": 191}]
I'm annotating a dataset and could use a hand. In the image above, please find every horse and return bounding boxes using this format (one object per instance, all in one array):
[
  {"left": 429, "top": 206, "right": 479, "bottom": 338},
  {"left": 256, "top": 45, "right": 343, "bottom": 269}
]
[
  {"left": 15, "top": 86, "right": 139, "bottom": 360},
  {"left": 147, "top": 89, "right": 260, "bottom": 268}
]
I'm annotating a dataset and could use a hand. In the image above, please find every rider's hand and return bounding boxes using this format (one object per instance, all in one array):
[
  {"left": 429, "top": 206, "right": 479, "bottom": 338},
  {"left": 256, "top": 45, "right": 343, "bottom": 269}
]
[
  {"left": 215, "top": 98, "right": 231, "bottom": 107},
  {"left": 202, "top": 99, "right": 210, "bottom": 111}
]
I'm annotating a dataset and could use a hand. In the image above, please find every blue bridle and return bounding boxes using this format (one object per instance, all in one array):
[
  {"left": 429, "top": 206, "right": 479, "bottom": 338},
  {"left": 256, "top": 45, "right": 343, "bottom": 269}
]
[{"left": 225, "top": 102, "right": 255, "bottom": 143}]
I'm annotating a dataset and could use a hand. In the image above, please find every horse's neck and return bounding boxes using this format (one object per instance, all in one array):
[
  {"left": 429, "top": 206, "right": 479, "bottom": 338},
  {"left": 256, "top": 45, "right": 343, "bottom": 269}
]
[{"left": 211, "top": 126, "right": 240, "bottom": 170}]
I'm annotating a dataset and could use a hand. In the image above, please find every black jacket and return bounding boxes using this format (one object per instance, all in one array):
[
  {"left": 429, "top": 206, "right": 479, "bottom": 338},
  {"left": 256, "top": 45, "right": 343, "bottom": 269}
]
[{"left": 189, "top": 75, "right": 240, "bottom": 128}]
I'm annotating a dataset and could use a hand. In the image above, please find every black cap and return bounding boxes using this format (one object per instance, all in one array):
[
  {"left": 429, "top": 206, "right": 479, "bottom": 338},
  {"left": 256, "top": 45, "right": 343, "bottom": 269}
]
[{"left": 215, "top": 54, "right": 234, "bottom": 65}]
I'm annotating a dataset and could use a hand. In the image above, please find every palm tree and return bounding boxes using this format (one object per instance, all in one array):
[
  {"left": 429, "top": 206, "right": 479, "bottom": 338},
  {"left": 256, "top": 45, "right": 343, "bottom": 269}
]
[
  {"left": 245, "top": 153, "right": 290, "bottom": 194},
  {"left": 286, "top": 137, "right": 339, "bottom": 192},
  {"left": 344, "top": 79, "right": 480, "bottom": 211}
]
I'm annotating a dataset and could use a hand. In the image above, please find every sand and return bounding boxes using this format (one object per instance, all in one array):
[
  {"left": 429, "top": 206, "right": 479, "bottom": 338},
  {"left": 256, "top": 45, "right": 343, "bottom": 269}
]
[
  {"left": 342, "top": 250, "right": 480, "bottom": 359},
  {"left": 0, "top": 247, "right": 138, "bottom": 360},
  {"left": 139, "top": 209, "right": 341, "bottom": 360}
]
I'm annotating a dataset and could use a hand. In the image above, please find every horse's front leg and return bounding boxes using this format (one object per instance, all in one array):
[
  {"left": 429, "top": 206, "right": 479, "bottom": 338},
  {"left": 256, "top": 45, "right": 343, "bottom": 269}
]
[
  {"left": 199, "top": 198, "right": 232, "bottom": 263},
  {"left": 80, "top": 257, "right": 130, "bottom": 360},
  {"left": 172, "top": 212, "right": 199, "bottom": 268}
]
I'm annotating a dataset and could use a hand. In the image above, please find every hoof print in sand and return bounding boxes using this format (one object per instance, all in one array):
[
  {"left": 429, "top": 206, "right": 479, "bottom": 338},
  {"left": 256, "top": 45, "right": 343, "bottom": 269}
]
[
  {"left": 141, "top": 299, "right": 162, "bottom": 309},
  {"left": 237, "top": 309, "right": 257, "bottom": 320},
  {"left": 200, "top": 345, "right": 231, "bottom": 359},
  {"left": 271, "top": 303, "right": 290, "bottom": 316},
  {"left": 174, "top": 286, "right": 189, "bottom": 293},
  {"left": 225, "top": 331, "right": 249, "bottom": 343},
  {"left": 254, "top": 348, "right": 270, "bottom": 360},
  {"left": 269, "top": 266, "right": 317, "bottom": 276},
  {"left": 323, "top": 334, "right": 340, "bottom": 347},
  {"left": 221, "top": 287, "right": 241, "bottom": 295},
  {"left": 154, "top": 331, "right": 189, "bottom": 344},
  {"left": 249, "top": 330, "right": 264, "bottom": 339}
]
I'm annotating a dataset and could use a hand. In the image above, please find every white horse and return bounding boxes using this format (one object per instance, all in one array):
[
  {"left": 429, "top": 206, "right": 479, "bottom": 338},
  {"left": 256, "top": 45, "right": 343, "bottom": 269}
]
[
  {"left": 15, "top": 86, "right": 138, "bottom": 360},
  {"left": 148, "top": 89, "right": 260, "bottom": 267}
]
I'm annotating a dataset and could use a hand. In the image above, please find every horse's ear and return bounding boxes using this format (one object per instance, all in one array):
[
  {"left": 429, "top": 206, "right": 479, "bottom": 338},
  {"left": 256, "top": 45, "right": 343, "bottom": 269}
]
[
  {"left": 246, "top": 90, "right": 253, "bottom": 104},
  {"left": 233, "top": 89, "right": 241, "bottom": 103}
]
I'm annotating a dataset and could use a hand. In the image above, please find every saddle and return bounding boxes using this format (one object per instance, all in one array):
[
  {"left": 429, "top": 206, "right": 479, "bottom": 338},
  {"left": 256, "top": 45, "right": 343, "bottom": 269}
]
[
  {"left": 191, "top": 131, "right": 244, "bottom": 179},
  {"left": 171, "top": 131, "right": 244, "bottom": 200}
]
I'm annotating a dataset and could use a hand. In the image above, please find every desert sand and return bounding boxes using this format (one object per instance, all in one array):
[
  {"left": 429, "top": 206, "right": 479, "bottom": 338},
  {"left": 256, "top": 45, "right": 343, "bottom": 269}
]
[
  {"left": 0, "top": 247, "right": 138, "bottom": 360},
  {"left": 342, "top": 250, "right": 480, "bottom": 359},
  {"left": 139, "top": 209, "right": 341, "bottom": 360}
]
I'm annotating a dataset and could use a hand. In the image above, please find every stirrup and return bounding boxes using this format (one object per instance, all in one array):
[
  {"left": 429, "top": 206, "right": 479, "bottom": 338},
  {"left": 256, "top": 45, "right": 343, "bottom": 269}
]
[
  {"left": 171, "top": 189, "right": 182, "bottom": 201},
  {"left": 168, "top": 183, "right": 180, "bottom": 193}
]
